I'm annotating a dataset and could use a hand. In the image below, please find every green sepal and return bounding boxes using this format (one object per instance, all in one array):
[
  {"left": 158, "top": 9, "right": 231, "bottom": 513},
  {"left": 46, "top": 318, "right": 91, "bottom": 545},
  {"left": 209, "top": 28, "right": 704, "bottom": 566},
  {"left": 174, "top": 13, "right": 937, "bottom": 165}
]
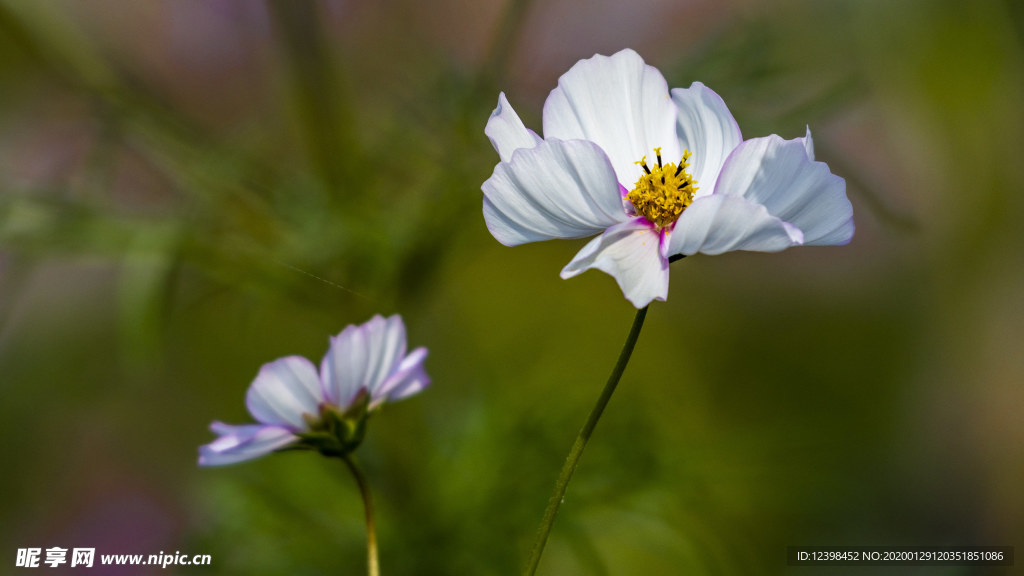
[{"left": 295, "top": 389, "right": 372, "bottom": 459}]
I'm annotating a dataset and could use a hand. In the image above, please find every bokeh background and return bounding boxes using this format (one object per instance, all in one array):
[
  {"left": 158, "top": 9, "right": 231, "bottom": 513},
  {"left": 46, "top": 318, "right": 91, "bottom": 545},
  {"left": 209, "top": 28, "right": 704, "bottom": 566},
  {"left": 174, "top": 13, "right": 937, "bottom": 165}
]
[{"left": 1, "top": 0, "right": 1022, "bottom": 574}]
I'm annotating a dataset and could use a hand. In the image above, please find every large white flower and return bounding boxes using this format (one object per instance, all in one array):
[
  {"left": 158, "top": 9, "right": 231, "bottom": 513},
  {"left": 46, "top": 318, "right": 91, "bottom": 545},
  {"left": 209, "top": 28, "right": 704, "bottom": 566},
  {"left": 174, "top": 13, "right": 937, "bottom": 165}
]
[
  {"left": 482, "top": 49, "right": 854, "bottom": 308},
  {"left": 199, "top": 315, "right": 430, "bottom": 466}
]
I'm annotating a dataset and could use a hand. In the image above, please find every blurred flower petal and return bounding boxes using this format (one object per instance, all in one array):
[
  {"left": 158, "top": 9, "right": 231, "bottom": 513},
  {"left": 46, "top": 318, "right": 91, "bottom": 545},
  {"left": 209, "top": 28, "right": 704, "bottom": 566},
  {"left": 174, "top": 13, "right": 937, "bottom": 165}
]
[
  {"left": 198, "top": 423, "right": 297, "bottom": 466},
  {"left": 322, "top": 315, "right": 408, "bottom": 407},
  {"left": 246, "top": 356, "right": 323, "bottom": 429},
  {"left": 374, "top": 347, "right": 430, "bottom": 408}
]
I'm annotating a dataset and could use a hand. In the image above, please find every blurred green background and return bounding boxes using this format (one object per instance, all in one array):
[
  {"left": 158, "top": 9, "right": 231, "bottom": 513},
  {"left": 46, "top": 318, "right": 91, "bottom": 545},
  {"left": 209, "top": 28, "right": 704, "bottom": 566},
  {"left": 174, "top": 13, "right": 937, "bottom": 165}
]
[{"left": 1, "top": 0, "right": 1022, "bottom": 574}]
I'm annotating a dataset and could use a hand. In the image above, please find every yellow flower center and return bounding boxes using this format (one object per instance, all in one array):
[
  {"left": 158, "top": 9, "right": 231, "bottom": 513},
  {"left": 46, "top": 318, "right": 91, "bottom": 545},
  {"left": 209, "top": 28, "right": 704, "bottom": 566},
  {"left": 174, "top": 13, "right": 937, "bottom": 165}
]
[{"left": 626, "top": 147, "right": 698, "bottom": 229}]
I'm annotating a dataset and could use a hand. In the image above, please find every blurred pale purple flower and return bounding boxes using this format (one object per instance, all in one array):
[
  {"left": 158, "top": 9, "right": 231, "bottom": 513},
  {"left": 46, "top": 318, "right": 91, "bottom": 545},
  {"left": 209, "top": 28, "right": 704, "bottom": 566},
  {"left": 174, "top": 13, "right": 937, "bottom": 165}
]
[
  {"left": 199, "top": 315, "right": 429, "bottom": 466},
  {"left": 482, "top": 49, "right": 854, "bottom": 308}
]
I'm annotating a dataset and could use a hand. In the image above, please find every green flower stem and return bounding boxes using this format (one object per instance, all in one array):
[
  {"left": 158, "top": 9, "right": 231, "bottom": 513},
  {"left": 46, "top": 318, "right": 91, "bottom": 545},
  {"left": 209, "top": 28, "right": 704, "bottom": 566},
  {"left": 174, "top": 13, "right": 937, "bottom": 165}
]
[
  {"left": 524, "top": 305, "right": 650, "bottom": 576},
  {"left": 343, "top": 455, "right": 379, "bottom": 576}
]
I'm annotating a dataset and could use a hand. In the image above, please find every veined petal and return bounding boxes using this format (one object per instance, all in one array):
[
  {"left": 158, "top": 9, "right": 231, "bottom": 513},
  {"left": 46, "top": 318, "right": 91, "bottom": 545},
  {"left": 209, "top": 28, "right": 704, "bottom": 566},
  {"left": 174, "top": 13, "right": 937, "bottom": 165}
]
[
  {"left": 561, "top": 219, "right": 669, "bottom": 308},
  {"left": 198, "top": 423, "right": 298, "bottom": 466},
  {"left": 542, "top": 49, "right": 680, "bottom": 188},
  {"left": 486, "top": 92, "right": 542, "bottom": 163},
  {"left": 714, "top": 132, "right": 853, "bottom": 245},
  {"left": 321, "top": 315, "right": 407, "bottom": 409},
  {"left": 482, "top": 139, "right": 628, "bottom": 245},
  {"left": 668, "top": 194, "right": 803, "bottom": 256},
  {"left": 245, "top": 356, "right": 323, "bottom": 430},
  {"left": 670, "top": 82, "right": 743, "bottom": 197},
  {"left": 373, "top": 347, "right": 430, "bottom": 409}
]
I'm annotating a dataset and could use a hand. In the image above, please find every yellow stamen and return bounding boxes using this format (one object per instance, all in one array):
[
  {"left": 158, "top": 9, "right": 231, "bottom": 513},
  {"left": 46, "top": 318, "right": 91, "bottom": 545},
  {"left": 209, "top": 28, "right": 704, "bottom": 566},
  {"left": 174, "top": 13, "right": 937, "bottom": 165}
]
[{"left": 626, "top": 148, "right": 698, "bottom": 228}]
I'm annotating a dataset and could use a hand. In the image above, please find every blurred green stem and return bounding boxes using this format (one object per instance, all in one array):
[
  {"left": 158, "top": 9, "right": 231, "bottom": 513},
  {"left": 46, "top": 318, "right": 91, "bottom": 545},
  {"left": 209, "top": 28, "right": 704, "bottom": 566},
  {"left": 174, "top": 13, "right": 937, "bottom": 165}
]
[
  {"left": 480, "top": 0, "right": 533, "bottom": 87},
  {"left": 267, "top": 0, "right": 355, "bottom": 191},
  {"left": 524, "top": 306, "right": 649, "bottom": 576},
  {"left": 343, "top": 455, "right": 379, "bottom": 576}
]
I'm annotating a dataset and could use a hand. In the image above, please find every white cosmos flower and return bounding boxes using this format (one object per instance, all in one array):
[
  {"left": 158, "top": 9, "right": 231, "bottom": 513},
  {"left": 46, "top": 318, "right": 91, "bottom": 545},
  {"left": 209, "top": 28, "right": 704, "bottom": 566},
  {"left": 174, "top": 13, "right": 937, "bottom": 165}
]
[
  {"left": 482, "top": 49, "right": 854, "bottom": 308},
  {"left": 199, "top": 315, "right": 430, "bottom": 466}
]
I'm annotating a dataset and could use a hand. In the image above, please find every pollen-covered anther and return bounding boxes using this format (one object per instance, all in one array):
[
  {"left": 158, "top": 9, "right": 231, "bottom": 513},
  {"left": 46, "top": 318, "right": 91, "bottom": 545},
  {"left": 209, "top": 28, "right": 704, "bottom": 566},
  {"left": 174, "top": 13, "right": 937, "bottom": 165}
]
[{"left": 627, "top": 148, "right": 698, "bottom": 229}]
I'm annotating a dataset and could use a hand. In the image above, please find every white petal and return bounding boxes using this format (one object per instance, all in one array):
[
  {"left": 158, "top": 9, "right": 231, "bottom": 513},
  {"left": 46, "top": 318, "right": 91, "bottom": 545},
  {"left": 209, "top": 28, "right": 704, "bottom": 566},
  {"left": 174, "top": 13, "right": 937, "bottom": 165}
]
[
  {"left": 560, "top": 219, "right": 669, "bottom": 308},
  {"left": 800, "top": 125, "right": 814, "bottom": 161},
  {"left": 198, "top": 423, "right": 298, "bottom": 466},
  {"left": 667, "top": 194, "right": 803, "bottom": 256},
  {"left": 670, "top": 82, "right": 743, "bottom": 197},
  {"left": 714, "top": 132, "right": 853, "bottom": 245},
  {"left": 482, "top": 139, "right": 628, "bottom": 245},
  {"left": 542, "top": 49, "right": 680, "bottom": 188},
  {"left": 245, "top": 356, "right": 323, "bottom": 429},
  {"left": 321, "top": 315, "right": 407, "bottom": 408},
  {"left": 486, "top": 92, "right": 542, "bottom": 163},
  {"left": 373, "top": 347, "right": 430, "bottom": 409}
]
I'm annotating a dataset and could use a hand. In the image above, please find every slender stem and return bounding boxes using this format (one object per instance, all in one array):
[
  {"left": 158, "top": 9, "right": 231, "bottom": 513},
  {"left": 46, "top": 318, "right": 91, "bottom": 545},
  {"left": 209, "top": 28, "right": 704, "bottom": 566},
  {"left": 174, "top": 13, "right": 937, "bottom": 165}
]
[
  {"left": 267, "top": 0, "right": 355, "bottom": 190},
  {"left": 343, "top": 455, "right": 379, "bottom": 576},
  {"left": 524, "top": 306, "right": 650, "bottom": 576}
]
